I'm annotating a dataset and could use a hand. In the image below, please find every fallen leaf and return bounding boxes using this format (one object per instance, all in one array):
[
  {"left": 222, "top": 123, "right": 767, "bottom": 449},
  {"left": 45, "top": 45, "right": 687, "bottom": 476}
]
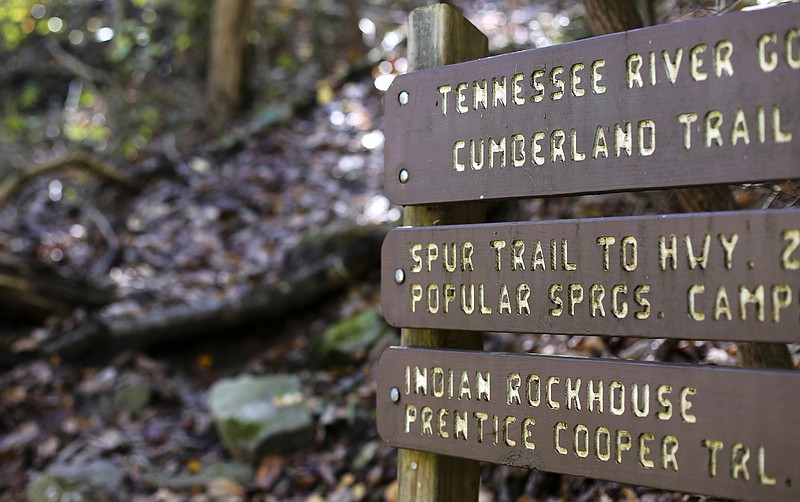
[
  {"left": 3, "top": 385, "right": 27, "bottom": 405},
  {"left": 0, "top": 422, "right": 40, "bottom": 454},
  {"left": 36, "top": 435, "right": 60, "bottom": 461},
  {"left": 196, "top": 354, "right": 214, "bottom": 370},
  {"left": 383, "top": 479, "right": 398, "bottom": 502},
  {"left": 255, "top": 454, "right": 282, "bottom": 490},
  {"left": 187, "top": 458, "right": 202, "bottom": 473},
  {"left": 336, "top": 472, "right": 355, "bottom": 490},
  {"left": 207, "top": 477, "right": 245, "bottom": 500}
]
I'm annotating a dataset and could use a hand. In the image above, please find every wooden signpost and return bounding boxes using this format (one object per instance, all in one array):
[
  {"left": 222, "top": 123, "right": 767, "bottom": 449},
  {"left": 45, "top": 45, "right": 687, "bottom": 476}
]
[
  {"left": 394, "top": 5, "right": 488, "bottom": 501},
  {"left": 379, "top": 3, "right": 799, "bottom": 501},
  {"left": 384, "top": 3, "right": 800, "bottom": 205},
  {"left": 377, "top": 347, "right": 800, "bottom": 501},
  {"left": 381, "top": 209, "right": 800, "bottom": 342}
]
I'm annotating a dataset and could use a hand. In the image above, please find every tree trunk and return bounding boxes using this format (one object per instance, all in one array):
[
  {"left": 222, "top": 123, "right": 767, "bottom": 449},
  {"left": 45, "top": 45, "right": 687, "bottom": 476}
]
[
  {"left": 581, "top": 0, "right": 643, "bottom": 34},
  {"left": 580, "top": 0, "right": 793, "bottom": 370},
  {"left": 208, "top": 0, "right": 253, "bottom": 121}
]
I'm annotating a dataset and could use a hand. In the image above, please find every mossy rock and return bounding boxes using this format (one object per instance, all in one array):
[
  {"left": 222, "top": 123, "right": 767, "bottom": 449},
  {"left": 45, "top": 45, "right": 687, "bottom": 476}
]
[
  {"left": 312, "top": 307, "right": 394, "bottom": 365},
  {"left": 112, "top": 373, "right": 152, "bottom": 415},
  {"left": 26, "top": 460, "right": 127, "bottom": 502},
  {"left": 208, "top": 375, "right": 312, "bottom": 463}
]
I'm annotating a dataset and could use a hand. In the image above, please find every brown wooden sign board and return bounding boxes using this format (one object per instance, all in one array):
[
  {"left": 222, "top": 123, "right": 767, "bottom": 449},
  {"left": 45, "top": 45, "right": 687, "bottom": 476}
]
[
  {"left": 384, "top": 3, "right": 800, "bottom": 205},
  {"left": 381, "top": 209, "right": 800, "bottom": 342},
  {"left": 376, "top": 346, "right": 800, "bottom": 501}
]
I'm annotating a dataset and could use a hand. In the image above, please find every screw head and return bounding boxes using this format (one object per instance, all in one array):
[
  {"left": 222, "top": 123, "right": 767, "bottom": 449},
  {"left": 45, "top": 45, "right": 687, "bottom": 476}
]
[
  {"left": 390, "top": 387, "right": 401, "bottom": 403},
  {"left": 394, "top": 268, "right": 405, "bottom": 284},
  {"left": 399, "top": 169, "right": 410, "bottom": 184},
  {"left": 398, "top": 91, "right": 409, "bottom": 106}
]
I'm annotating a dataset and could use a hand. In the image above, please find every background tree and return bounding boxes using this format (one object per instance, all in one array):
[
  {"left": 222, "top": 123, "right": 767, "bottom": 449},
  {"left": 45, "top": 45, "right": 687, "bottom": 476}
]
[
  {"left": 207, "top": 0, "right": 253, "bottom": 121},
  {"left": 580, "top": 0, "right": 793, "bottom": 370}
]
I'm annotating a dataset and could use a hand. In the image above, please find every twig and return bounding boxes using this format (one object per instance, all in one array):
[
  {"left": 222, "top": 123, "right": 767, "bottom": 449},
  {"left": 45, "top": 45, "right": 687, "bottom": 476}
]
[
  {"left": 45, "top": 38, "right": 110, "bottom": 84},
  {"left": 82, "top": 200, "right": 120, "bottom": 276}
]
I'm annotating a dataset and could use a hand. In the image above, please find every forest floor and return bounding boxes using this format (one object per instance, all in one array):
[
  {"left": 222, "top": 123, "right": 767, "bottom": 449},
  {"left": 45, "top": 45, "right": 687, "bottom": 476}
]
[
  {"left": 5, "top": 68, "right": 797, "bottom": 500},
  {"left": 1, "top": 1, "right": 799, "bottom": 501}
]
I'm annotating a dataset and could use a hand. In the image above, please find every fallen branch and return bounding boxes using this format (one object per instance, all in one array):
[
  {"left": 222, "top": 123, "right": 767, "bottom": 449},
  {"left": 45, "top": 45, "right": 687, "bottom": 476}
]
[
  {"left": 40, "top": 224, "right": 389, "bottom": 358},
  {"left": 45, "top": 38, "right": 111, "bottom": 84},
  {"left": 82, "top": 200, "right": 120, "bottom": 277},
  {"left": 0, "top": 253, "right": 115, "bottom": 324},
  {"left": 0, "top": 152, "right": 140, "bottom": 206}
]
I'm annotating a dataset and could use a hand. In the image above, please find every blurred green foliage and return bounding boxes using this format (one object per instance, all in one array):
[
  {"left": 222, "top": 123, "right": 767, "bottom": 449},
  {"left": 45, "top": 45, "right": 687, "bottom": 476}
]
[
  {"left": 0, "top": 0, "right": 36, "bottom": 49},
  {"left": 1, "top": 0, "right": 387, "bottom": 164},
  {"left": 0, "top": 0, "right": 594, "bottom": 166},
  {"left": 1, "top": 0, "right": 212, "bottom": 162}
]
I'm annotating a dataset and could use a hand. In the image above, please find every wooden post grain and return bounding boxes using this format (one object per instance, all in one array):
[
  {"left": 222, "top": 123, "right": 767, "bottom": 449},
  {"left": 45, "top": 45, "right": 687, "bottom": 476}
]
[{"left": 398, "top": 5, "right": 488, "bottom": 501}]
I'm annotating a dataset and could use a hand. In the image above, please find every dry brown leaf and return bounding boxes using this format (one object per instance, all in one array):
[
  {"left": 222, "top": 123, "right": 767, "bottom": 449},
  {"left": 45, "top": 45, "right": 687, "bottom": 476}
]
[
  {"left": 255, "top": 454, "right": 283, "bottom": 490},
  {"left": 383, "top": 479, "right": 398, "bottom": 502}
]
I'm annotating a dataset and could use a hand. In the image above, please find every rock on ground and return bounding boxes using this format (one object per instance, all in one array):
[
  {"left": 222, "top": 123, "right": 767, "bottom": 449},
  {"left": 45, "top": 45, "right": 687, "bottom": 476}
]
[{"left": 208, "top": 374, "right": 313, "bottom": 463}]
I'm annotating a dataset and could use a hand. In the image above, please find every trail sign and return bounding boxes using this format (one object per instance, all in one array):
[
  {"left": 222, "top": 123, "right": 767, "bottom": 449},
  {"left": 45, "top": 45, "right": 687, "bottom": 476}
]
[
  {"left": 381, "top": 209, "right": 800, "bottom": 342},
  {"left": 384, "top": 3, "right": 800, "bottom": 205},
  {"left": 376, "top": 346, "right": 800, "bottom": 501}
]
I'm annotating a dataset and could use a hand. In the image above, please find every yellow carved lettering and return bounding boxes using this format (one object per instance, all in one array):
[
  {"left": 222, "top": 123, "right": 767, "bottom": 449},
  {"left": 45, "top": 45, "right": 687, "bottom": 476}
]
[
  {"left": 662, "top": 436, "right": 679, "bottom": 471},
  {"left": 507, "top": 373, "right": 521, "bottom": 405},
  {"left": 639, "top": 433, "right": 655, "bottom": 469},
  {"left": 550, "top": 66, "right": 564, "bottom": 100},
  {"left": 714, "top": 40, "right": 734, "bottom": 77},
  {"left": 679, "top": 387, "right": 697, "bottom": 423},
  {"left": 758, "top": 32, "right": 778, "bottom": 72},
  {"left": 731, "top": 443, "right": 751, "bottom": 481},
  {"left": 546, "top": 376, "right": 560, "bottom": 409},
  {"left": 688, "top": 284, "right": 705, "bottom": 321},
  {"left": 554, "top": 421, "right": 567, "bottom": 454},
  {"left": 626, "top": 53, "right": 643, "bottom": 88},
  {"left": 703, "top": 438, "right": 724, "bottom": 477},
  {"left": 473, "top": 79, "right": 487, "bottom": 110},
  {"left": 570, "top": 62, "right": 585, "bottom": 97},
  {"left": 523, "top": 418, "right": 536, "bottom": 450},
  {"left": 657, "top": 385, "right": 673, "bottom": 420},
  {"left": 453, "top": 140, "right": 466, "bottom": 171},
  {"left": 512, "top": 73, "right": 525, "bottom": 106},
  {"left": 437, "top": 85, "right": 452, "bottom": 115},
  {"left": 616, "top": 429, "right": 632, "bottom": 463},
  {"left": 574, "top": 424, "right": 589, "bottom": 458},
  {"left": 690, "top": 43, "right": 708, "bottom": 81},
  {"left": 596, "top": 427, "right": 611, "bottom": 461},
  {"left": 677, "top": 113, "right": 698, "bottom": 150},
  {"left": 591, "top": 59, "right": 606, "bottom": 93},
  {"left": 456, "top": 82, "right": 468, "bottom": 113}
]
